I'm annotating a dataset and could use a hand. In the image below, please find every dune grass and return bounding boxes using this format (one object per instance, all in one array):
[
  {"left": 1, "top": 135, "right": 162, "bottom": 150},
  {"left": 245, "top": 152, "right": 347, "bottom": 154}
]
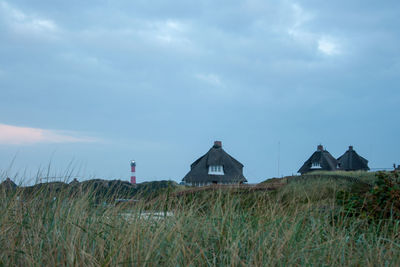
[
  {"left": 1, "top": 179, "right": 399, "bottom": 266},
  {"left": 305, "top": 170, "right": 379, "bottom": 184}
]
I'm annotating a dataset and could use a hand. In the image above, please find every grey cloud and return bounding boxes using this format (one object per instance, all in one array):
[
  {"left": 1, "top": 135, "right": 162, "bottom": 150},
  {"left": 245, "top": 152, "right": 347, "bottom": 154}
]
[{"left": 1, "top": 0, "right": 399, "bottom": 181}]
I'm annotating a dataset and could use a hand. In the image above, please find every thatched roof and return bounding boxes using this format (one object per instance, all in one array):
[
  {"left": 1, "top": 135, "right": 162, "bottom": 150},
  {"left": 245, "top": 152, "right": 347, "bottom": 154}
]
[
  {"left": 337, "top": 146, "right": 369, "bottom": 171},
  {"left": 182, "top": 141, "right": 247, "bottom": 184},
  {"left": 298, "top": 145, "right": 338, "bottom": 174},
  {"left": 0, "top": 178, "right": 17, "bottom": 190}
]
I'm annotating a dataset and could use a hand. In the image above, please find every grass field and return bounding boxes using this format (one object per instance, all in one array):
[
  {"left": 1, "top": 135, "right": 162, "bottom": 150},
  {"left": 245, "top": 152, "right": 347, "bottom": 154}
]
[
  {"left": 1, "top": 174, "right": 399, "bottom": 266},
  {"left": 302, "top": 170, "right": 379, "bottom": 183}
]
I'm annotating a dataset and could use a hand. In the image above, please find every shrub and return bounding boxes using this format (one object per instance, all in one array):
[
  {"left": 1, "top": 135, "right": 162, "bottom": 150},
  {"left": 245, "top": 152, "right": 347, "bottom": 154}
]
[{"left": 337, "top": 172, "right": 400, "bottom": 220}]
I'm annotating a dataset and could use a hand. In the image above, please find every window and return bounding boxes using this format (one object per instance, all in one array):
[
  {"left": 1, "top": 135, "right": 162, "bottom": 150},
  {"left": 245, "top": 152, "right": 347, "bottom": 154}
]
[
  {"left": 311, "top": 162, "right": 322, "bottom": 168},
  {"left": 208, "top": 165, "right": 224, "bottom": 175}
]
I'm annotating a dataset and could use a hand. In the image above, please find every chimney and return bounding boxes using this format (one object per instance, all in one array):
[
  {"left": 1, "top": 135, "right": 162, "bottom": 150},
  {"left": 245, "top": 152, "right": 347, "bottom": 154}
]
[
  {"left": 349, "top": 146, "right": 353, "bottom": 151},
  {"left": 214, "top": 141, "right": 222, "bottom": 148},
  {"left": 317, "top": 144, "right": 323, "bottom": 151}
]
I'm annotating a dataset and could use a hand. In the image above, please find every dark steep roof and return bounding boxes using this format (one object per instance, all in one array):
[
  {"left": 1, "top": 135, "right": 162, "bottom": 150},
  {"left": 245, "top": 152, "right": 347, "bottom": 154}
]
[
  {"left": 337, "top": 146, "right": 369, "bottom": 171},
  {"left": 0, "top": 178, "right": 17, "bottom": 190},
  {"left": 298, "top": 145, "right": 338, "bottom": 174},
  {"left": 182, "top": 141, "right": 247, "bottom": 184}
]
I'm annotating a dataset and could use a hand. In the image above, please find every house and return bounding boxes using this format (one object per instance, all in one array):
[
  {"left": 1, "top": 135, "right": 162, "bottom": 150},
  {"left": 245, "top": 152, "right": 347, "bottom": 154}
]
[
  {"left": 298, "top": 145, "right": 338, "bottom": 174},
  {"left": 0, "top": 177, "right": 17, "bottom": 190},
  {"left": 182, "top": 141, "right": 247, "bottom": 186},
  {"left": 337, "top": 146, "right": 370, "bottom": 171}
]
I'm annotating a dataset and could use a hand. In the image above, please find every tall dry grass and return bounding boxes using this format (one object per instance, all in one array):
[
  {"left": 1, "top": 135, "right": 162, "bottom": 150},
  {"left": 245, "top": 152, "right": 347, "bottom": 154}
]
[{"left": 0, "top": 180, "right": 399, "bottom": 266}]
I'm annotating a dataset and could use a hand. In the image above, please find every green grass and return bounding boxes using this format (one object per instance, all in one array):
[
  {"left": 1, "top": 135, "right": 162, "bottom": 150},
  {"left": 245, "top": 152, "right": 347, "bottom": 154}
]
[
  {"left": 304, "top": 170, "right": 379, "bottom": 184},
  {"left": 1, "top": 178, "right": 399, "bottom": 266}
]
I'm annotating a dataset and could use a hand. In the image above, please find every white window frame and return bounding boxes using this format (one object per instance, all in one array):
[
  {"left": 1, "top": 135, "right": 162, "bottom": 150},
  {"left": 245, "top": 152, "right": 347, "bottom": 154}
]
[
  {"left": 208, "top": 165, "right": 224, "bottom": 175},
  {"left": 311, "top": 162, "right": 322, "bottom": 168}
]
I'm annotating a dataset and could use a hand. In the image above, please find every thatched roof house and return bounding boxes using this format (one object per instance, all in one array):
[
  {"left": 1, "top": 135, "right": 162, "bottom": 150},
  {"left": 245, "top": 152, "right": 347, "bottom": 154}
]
[
  {"left": 182, "top": 141, "right": 247, "bottom": 186},
  {"left": 337, "top": 146, "right": 369, "bottom": 171},
  {"left": 298, "top": 145, "right": 338, "bottom": 174},
  {"left": 0, "top": 178, "right": 17, "bottom": 190}
]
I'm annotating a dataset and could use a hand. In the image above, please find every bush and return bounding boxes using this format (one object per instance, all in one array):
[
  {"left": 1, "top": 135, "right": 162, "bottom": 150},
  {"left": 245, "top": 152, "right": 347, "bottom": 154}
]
[{"left": 337, "top": 172, "right": 400, "bottom": 220}]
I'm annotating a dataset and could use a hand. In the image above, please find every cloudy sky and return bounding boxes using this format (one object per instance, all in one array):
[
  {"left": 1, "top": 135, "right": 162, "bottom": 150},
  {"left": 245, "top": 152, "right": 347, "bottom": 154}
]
[{"left": 0, "top": 0, "right": 399, "bottom": 184}]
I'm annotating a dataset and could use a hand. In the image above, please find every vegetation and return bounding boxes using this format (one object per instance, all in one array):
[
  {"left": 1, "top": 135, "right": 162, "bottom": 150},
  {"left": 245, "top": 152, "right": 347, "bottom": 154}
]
[
  {"left": 0, "top": 173, "right": 399, "bottom": 266},
  {"left": 7, "top": 179, "right": 179, "bottom": 203},
  {"left": 337, "top": 171, "right": 400, "bottom": 220},
  {"left": 301, "top": 170, "right": 378, "bottom": 184}
]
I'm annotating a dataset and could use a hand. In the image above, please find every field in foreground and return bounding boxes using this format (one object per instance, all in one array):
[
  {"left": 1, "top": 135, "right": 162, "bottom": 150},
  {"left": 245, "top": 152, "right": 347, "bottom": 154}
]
[{"left": 1, "top": 173, "right": 400, "bottom": 266}]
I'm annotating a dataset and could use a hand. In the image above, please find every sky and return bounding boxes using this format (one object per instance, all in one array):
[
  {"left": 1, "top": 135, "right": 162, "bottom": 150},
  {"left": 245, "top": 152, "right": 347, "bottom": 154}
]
[{"left": 0, "top": 0, "right": 399, "bottom": 184}]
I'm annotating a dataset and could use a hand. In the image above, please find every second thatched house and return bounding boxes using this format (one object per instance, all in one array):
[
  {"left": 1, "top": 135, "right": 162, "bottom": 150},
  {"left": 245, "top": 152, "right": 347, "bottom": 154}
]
[
  {"left": 298, "top": 145, "right": 338, "bottom": 174},
  {"left": 182, "top": 141, "right": 247, "bottom": 186},
  {"left": 337, "top": 146, "right": 370, "bottom": 171}
]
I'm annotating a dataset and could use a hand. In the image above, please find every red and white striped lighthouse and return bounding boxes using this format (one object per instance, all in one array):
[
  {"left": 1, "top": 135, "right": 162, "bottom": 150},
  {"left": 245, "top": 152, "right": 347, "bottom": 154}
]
[{"left": 130, "top": 160, "right": 136, "bottom": 184}]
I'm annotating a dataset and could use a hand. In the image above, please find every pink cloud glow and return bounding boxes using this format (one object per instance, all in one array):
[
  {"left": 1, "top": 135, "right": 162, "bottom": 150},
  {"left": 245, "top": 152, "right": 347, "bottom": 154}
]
[{"left": 0, "top": 123, "right": 97, "bottom": 145}]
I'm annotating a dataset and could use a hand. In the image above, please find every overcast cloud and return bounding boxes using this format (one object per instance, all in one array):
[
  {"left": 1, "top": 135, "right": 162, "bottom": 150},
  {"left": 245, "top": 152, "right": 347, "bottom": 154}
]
[{"left": 0, "top": 0, "right": 399, "bottom": 184}]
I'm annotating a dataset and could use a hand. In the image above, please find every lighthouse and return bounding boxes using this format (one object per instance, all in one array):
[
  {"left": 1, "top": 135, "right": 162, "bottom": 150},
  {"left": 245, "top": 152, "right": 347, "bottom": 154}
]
[{"left": 130, "top": 160, "right": 136, "bottom": 184}]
